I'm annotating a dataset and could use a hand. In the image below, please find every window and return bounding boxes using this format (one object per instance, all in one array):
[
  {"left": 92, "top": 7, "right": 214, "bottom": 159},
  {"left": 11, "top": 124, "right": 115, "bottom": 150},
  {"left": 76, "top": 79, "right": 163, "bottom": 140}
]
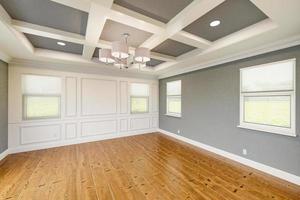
[
  {"left": 130, "top": 83, "right": 149, "bottom": 113},
  {"left": 22, "top": 75, "right": 61, "bottom": 120},
  {"left": 166, "top": 80, "right": 181, "bottom": 117},
  {"left": 239, "top": 59, "right": 296, "bottom": 136}
]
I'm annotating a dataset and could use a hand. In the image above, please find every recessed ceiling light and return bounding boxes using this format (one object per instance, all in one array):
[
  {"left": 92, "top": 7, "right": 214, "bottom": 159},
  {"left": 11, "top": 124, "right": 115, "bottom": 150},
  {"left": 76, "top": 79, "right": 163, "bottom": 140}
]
[
  {"left": 57, "top": 41, "right": 66, "bottom": 46},
  {"left": 210, "top": 20, "right": 220, "bottom": 27}
]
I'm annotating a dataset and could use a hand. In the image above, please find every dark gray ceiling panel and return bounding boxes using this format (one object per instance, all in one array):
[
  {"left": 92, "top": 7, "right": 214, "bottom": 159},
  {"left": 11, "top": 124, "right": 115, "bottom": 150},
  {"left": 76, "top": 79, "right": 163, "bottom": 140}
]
[
  {"left": 183, "top": 0, "right": 268, "bottom": 41},
  {"left": 147, "top": 58, "right": 164, "bottom": 67},
  {"left": 100, "top": 20, "right": 152, "bottom": 47},
  {"left": 114, "top": 0, "right": 193, "bottom": 23},
  {"left": 152, "top": 39, "right": 196, "bottom": 57},
  {"left": 0, "top": 0, "right": 88, "bottom": 35},
  {"left": 25, "top": 34, "right": 83, "bottom": 55},
  {"left": 93, "top": 48, "right": 100, "bottom": 58}
]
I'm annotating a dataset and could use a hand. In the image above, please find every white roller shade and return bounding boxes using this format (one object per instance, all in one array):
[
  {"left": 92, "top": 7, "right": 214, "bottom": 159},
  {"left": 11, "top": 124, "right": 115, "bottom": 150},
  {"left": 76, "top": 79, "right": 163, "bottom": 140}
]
[
  {"left": 241, "top": 59, "right": 294, "bottom": 92},
  {"left": 130, "top": 83, "right": 149, "bottom": 96},
  {"left": 167, "top": 80, "right": 181, "bottom": 95},
  {"left": 22, "top": 75, "right": 61, "bottom": 95}
]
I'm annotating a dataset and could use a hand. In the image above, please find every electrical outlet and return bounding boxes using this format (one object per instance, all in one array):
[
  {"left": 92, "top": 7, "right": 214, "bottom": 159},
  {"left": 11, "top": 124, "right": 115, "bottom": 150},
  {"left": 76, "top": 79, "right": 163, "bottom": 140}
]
[
  {"left": 177, "top": 129, "right": 181, "bottom": 134},
  {"left": 242, "top": 149, "right": 247, "bottom": 155}
]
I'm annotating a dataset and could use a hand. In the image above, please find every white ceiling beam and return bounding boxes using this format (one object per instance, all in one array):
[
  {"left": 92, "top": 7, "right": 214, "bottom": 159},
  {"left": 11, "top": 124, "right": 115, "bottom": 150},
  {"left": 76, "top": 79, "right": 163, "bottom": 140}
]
[
  {"left": 12, "top": 20, "right": 85, "bottom": 44},
  {"left": 109, "top": 4, "right": 165, "bottom": 34},
  {"left": 82, "top": 0, "right": 113, "bottom": 59},
  {"left": 0, "top": 49, "right": 11, "bottom": 63},
  {"left": 0, "top": 5, "right": 34, "bottom": 55},
  {"left": 250, "top": 0, "right": 300, "bottom": 32},
  {"left": 0, "top": 4, "right": 11, "bottom": 24},
  {"left": 172, "top": 31, "right": 212, "bottom": 49},
  {"left": 82, "top": 45, "right": 96, "bottom": 59},
  {"left": 140, "top": 0, "right": 225, "bottom": 49},
  {"left": 149, "top": 52, "right": 175, "bottom": 62},
  {"left": 250, "top": 0, "right": 295, "bottom": 24}
]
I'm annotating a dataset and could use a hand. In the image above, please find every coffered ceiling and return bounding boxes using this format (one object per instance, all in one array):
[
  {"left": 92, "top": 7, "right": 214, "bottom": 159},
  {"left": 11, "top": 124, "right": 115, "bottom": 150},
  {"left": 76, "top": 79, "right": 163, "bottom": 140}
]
[{"left": 0, "top": 0, "right": 299, "bottom": 78}]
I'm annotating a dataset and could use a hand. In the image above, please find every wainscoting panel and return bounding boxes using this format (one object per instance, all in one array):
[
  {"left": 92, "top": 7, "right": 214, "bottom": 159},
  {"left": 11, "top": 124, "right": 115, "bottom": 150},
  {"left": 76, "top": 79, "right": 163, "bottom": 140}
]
[
  {"left": 120, "top": 81, "right": 128, "bottom": 114},
  {"left": 81, "top": 78, "right": 117, "bottom": 116},
  {"left": 152, "top": 117, "right": 158, "bottom": 128},
  {"left": 65, "top": 123, "right": 77, "bottom": 139},
  {"left": 65, "top": 77, "right": 77, "bottom": 117},
  {"left": 20, "top": 124, "right": 61, "bottom": 144},
  {"left": 130, "top": 117, "right": 151, "bottom": 131},
  {"left": 8, "top": 66, "right": 158, "bottom": 153},
  {"left": 120, "top": 119, "right": 128, "bottom": 132},
  {"left": 81, "top": 120, "right": 117, "bottom": 137}
]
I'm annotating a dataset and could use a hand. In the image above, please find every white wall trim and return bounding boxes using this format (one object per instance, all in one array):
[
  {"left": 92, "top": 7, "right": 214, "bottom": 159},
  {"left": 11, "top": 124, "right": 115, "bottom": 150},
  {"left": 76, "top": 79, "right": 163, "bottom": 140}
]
[
  {"left": 8, "top": 66, "right": 159, "bottom": 154},
  {"left": 9, "top": 129, "right": 156, "bottom": 154},
  {"left": 158, "top": 128, "right": 300, "bottom": 186},
  {"left": 0, "top": 149, "right": 10, "bottom": 162}
]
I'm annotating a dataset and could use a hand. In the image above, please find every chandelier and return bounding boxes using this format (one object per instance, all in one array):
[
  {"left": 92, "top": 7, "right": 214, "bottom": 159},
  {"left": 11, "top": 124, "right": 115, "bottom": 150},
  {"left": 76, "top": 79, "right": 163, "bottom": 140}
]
[{"left": 99, "top": 33, "right": 150, "bottom": 69}]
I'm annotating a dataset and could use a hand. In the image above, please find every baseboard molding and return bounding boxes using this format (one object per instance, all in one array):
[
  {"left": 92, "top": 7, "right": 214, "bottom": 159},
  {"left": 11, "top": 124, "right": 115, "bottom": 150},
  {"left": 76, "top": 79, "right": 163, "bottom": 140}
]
[
  {"left": 9, "top": 129, "right": 156, "bottom": 154},
  {"left": 0, "top": 149, "right": 10, "bottom": 162},
  {"left": 158, "top": 128, "right": 300, "bottom": 186}
]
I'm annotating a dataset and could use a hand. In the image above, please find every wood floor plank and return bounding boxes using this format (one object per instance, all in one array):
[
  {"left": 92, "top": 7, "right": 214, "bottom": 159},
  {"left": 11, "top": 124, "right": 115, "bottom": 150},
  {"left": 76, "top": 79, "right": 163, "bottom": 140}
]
[
  {"left": 0, "top": 133, "right": 299, "bottom": 200},
  {"left": 0, "top": 151, "right": 43, "bottom": 200}
]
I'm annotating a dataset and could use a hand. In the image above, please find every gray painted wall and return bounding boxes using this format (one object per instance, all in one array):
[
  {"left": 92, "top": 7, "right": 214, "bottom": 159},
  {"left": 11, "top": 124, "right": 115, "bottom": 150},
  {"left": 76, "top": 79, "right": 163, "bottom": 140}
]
[
  {"left": 0, "top": 60, "right": 8, "bottom": 154},
  {"left": 159, "top": 45, "right": 300, "bottom": 176}
]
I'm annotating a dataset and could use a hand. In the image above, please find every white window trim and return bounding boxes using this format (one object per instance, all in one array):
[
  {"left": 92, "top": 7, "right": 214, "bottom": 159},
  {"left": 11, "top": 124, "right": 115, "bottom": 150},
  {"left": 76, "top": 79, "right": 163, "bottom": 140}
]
[
  {"left": 238, "top": 58, "right": 296, "bottom": 137},
  {"left": 166, "top": 80, "right": 182, "bottom": 118},
  {"left": 165, "top": 113, "right": 182, "bottom": 118},
  {"left": 130, "top": 83, "right": 150, "bottom": 114}
]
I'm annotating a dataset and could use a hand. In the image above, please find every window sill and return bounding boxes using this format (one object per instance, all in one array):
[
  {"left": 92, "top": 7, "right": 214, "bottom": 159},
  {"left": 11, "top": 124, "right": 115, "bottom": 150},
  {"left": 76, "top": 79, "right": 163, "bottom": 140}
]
[
  {"left": 165, "top": 113, "right": 181, "bottom": 118},
  {"left": 237, "top": 124, "right": 296, "bottom": 137}
]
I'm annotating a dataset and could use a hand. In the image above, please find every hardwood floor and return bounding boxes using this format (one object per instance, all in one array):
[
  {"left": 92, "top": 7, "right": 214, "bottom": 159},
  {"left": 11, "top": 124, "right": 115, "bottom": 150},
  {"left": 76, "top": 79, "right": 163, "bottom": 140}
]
[{"left": 0, "top": 133, "right": 299, "bottom": 200}]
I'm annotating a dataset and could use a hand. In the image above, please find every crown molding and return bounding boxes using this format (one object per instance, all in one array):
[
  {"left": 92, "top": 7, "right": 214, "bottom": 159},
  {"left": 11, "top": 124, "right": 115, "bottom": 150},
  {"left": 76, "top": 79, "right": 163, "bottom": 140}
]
[
  {"left": 10, "top": 58, "right": 158, "bottom": 80},
  {"left": 158, "top": 34, "right": 300, "bottom": 79},
  {"left": 0, "top": 50, "right": 11, "bottom": 63}
]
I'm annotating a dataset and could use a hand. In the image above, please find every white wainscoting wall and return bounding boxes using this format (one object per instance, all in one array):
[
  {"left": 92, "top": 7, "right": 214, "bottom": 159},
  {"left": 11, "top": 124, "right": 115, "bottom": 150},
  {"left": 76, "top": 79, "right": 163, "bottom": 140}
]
[{"left": 8, "top": 65, "right": 158, "bottom": 153}]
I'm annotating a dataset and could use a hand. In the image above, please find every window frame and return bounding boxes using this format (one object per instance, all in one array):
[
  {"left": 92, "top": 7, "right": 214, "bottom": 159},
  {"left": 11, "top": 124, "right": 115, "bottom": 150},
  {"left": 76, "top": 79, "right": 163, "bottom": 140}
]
[
  {"left": 23, "top": 94, "right": 61, "bottom": 120},
  {"left": 130, "top": 83, "right": 150, "bottom": 114},
  {"left": 166, "top": 80, "right": 182, "bottom": 118},
  {"left": 21, "top": 74, "right": 62, "bottom": 121},
  {"left": 238, "top": 59, "right": 296, "bottom": 137}
]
